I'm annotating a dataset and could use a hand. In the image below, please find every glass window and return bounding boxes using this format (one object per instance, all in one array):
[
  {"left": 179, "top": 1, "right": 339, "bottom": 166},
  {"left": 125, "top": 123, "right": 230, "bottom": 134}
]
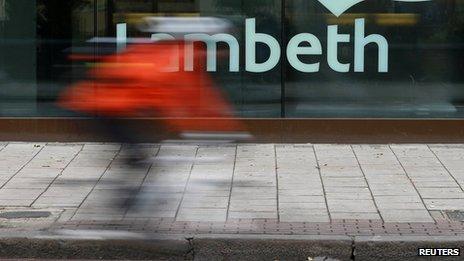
[
  {"left": 284, "top": 0, "right": 464, "bottom": 118},
  {"left": 0, "top": 0, "right": 463, "bottom": 118}
]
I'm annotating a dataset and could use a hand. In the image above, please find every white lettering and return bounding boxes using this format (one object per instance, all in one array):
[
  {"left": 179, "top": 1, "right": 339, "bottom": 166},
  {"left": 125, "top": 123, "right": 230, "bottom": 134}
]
[
  {"left": 287, "top": 33, "right": 322, "bottom": 73},
  {"left": 115, "top": 18, "right": 390, "bottom": 74},
  {"left": 327, "top": 25, "right": 350, "bottom": 73},
  {"left": 354, "top": 18, "right": 389, "bottom": 72},
  {"left": 184, "top": 33, "right": 239, "bottom": 72},
  {"left": 245, "top": 18, "right": 281, "bottom": 73}
]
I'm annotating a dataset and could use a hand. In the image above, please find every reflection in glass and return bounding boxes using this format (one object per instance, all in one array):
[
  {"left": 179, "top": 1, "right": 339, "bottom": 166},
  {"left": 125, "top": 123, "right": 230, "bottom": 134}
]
[{"left": 0, "top": 0, "right": 463, "bottom": 118}]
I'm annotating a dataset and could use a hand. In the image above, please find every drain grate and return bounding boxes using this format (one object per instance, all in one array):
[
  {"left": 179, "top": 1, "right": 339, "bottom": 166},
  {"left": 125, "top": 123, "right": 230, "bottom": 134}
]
[
  {"left": 444, "top": 211, "right": 464, "bottom": 222},
  {"left": 0, "top": 211, "right": 51, "bottom": 219}
]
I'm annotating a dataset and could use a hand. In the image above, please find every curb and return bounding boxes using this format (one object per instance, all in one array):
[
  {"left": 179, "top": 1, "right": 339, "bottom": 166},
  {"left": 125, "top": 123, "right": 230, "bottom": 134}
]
[
  {"left": 0, "top": 232, "right": 191, "bottom": 260},
  {"left": 354, "top": 236, "right": 464, "bottom": 261},
  {"left": 193, "top": 234, "right": 353, "bottom": 260},
  {"left": 0, "top": 232, "right": 464, "bottom": 260}
]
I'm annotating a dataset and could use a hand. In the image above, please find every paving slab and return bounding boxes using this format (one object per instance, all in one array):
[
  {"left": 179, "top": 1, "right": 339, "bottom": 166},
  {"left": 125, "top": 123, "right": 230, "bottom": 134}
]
[
  {"left": 381, "top": 210, "right": 434, "bottom": 223},
  {"left": 0, "top": 143, "right": 464, "bottom": 259}
]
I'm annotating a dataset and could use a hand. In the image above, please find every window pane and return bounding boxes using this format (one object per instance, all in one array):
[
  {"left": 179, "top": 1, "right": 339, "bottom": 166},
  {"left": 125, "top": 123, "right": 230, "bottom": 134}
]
[
  {"left": 1, "top": 0, "right": 463, "bottom": 119},
  {"left": 284, "top": 0, "right": 464, "bottom": 118}
]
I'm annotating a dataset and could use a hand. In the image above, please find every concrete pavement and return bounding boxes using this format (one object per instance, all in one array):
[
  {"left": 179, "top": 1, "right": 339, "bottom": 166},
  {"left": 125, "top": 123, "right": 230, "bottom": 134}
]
[{"left": 1, "top": 142, "right": 464, "bottom": 259}]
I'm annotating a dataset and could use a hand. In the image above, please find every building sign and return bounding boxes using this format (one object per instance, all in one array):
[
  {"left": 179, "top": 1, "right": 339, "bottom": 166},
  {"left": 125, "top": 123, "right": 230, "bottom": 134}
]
[{"left": 116, "top": 0, "right": 431, "bottom": 74}]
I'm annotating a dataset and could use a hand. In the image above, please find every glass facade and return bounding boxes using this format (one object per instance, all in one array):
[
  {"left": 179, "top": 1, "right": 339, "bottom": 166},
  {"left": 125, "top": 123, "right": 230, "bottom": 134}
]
[{"left": 0, "top": 0, "right": 463, "bottom": 118}]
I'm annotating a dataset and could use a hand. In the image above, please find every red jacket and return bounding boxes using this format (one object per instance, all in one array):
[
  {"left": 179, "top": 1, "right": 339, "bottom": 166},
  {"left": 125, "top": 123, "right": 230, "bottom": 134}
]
[{"left": 59, "top": 41, "right": 245, "bottom": 132}]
